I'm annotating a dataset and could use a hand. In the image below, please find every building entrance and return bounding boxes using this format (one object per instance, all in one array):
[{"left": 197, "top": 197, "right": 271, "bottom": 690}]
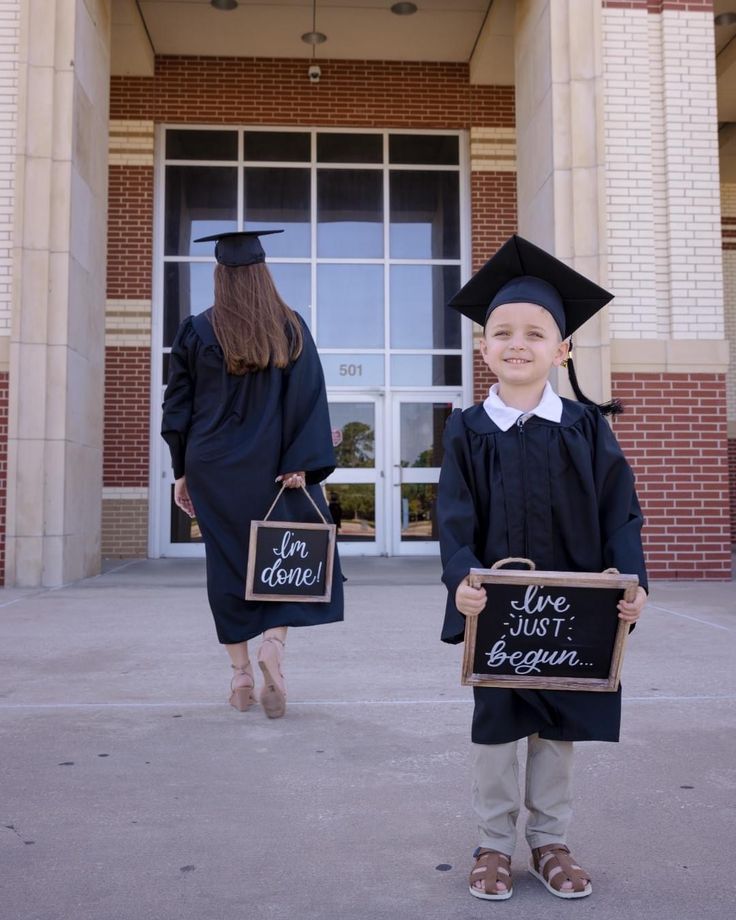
[
  {"left": 152, "top": 124, "right": 468, "bottom": 557},
  {"left": 326, "top": 391, "right": 462, "bottom": 555}
]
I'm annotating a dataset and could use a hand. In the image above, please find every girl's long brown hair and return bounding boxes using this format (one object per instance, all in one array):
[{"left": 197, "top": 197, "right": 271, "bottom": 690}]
[{"left": 211, "top": 262, "right": 303, "bottom": 374}]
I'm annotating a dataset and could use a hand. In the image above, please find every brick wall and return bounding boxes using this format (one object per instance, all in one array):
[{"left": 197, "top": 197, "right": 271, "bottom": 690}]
[
  {"left": 107, "top": 165, "right": 154, "bottom": 300},
  {"left": 612, "top": 372, "right": 731, "bottom": 578},
  {"left": 103, "top": 348, "right": 151, "bottom": 488},
  {"left": 603, "top": 1, "right": 713, "bottom": 11},
  {"left": 471, "top": 172, "right": 517, "bottom": 272},
  {"left": 0, "top": 371, "right": 7, "bottom": 584},
  {"left": 729, "top": 439, "right": 736, "bottom": 544},
  {"left": 101, "top": 499, "right": 149, "bottom": 558},
  {"left": 111, "top": 58, "right": 515, "bottom": 129}
]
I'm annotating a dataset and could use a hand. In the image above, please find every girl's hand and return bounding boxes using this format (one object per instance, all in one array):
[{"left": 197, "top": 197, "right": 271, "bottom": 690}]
[
  {"left": 455, "top": 577, "right": 487, "bottom": 617},
  {"left": 618, "top": 585, "right": 647, "bottom": 623},
  {"left": 174, "top": 476, "right": 195, "bottom": 519},
  {"left": 278, "top": 471, "right": 306, "bottom": 489}
]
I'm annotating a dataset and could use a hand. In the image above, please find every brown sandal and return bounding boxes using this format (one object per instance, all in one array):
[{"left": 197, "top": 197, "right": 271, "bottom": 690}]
[
  {"left": 529, "top": 844, "right": 592, "bottom": 899},
  {"left": 468, "top": 848, "right": 513, "bottom": 900}
]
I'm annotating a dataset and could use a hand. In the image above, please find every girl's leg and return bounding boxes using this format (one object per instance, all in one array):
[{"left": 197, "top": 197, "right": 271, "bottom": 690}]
[{"left": 225, "top": 641, "right": 251, "bottom": 670}]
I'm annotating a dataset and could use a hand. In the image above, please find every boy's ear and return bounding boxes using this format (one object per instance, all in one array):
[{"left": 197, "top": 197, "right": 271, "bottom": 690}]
[{"left": 553, "top": 338, "right": 570, "bottom": 367}]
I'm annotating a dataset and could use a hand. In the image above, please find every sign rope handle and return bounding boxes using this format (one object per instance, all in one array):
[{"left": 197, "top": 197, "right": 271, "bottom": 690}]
[
  {"left": 262, "top": 482, "right": 329, "bottom": 525},
  {"left": 491, "top": 557, "right": 536, "bottom": 570}
]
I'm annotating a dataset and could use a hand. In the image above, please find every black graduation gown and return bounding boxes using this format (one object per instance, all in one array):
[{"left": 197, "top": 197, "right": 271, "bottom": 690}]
[
  {"left": 161, "top": 310, "right": 344, "bottom": 644},
  {"left": 437, "top": 400, "right": 647, "bottom": 745}
]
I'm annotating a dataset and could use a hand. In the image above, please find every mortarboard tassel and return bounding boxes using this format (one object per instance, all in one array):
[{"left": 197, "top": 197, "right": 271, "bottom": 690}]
[{"left": 565, "top": 347, "right": 624, "bottom": 417}]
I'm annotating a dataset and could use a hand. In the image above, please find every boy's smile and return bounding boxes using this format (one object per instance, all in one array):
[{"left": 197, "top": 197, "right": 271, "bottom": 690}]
[{"left": 479, "top": 302, "right": 569, "bottom": 408}]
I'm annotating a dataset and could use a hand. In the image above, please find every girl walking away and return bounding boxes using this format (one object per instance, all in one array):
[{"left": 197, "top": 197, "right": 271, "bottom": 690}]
[{"left": 162, "top": 229, "right": 344, "bottom": 719}]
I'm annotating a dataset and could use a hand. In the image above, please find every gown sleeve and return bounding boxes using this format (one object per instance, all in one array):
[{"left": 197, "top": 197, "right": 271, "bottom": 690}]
[
  {"left": 437, "top": 410, "right": 486, "bottom": 644},
  {"left": 161, "top": 317, "right": 197, "bottom": 480},
  {"left": 279, "top": 317, "right": 336, "bottom": 485},
  {"left": 593, "top": 410, "right": 649, "bottom": 593}
]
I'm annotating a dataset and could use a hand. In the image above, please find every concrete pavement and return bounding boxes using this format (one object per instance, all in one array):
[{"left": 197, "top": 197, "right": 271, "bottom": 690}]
[{"left": 1, "top": 557, "right": 734, "bottom": 920}]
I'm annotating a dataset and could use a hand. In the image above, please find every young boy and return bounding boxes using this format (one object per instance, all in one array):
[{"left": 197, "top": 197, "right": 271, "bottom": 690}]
[{"left": 437, "top": 235, "right": 647, "bottom": 901}]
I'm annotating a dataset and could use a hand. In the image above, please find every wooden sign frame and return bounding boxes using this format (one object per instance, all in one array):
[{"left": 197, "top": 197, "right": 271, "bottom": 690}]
[
  {"left": 462, "top": 567, "right": 639, "bottom": 692},
  {"left": 245, "top": 520, "right": 336, "bottom": 603}
]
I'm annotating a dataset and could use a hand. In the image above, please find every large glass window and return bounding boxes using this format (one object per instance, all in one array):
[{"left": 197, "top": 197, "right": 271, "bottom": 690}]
[
  {"left": 160, "top": 128, "right": 463, "bottom": 391},
  {"left": 317, "top": 169, "right": 384, "bottom": 258},
  {"left": 159, "top": 127, "right": 465, "bottom": 552}
]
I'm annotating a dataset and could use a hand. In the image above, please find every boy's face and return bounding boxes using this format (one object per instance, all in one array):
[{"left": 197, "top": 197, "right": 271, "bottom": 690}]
[{"left": 479, "top": 302, "right": 569, "bottom": 391}]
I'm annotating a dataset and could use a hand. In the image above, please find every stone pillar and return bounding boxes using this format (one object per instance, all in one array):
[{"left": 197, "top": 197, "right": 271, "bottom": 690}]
[
  {"left": 6, "top": 0, "right": 111, "bottom": 585},
  {"left": 514, "top": 0, "right": 610, "bottom": 402}
]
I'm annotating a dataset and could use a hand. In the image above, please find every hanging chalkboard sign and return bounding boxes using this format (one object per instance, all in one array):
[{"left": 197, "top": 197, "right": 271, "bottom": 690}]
[
  {"left": 462, "top": 559, "right": 639, "bottom": 692},
  {"left": 245, "top": 485, "right": 336, "bottom": 603}
]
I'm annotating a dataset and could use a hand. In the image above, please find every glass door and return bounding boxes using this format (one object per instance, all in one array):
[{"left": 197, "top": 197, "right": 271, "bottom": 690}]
[
  {"left": 325, "top": 394, "right": 385, "bottom": 555},
  {"left": 390, "top": 392, "right": 462, "bottom": 555}
]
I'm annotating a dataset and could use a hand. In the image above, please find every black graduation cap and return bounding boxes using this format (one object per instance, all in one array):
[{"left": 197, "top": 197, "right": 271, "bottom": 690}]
[
  {"left": 194, "top": 229, "right": 284, "bottom": 267},
  {"left": 450, "top": 234, "right": 622, "bottom": 416},
  {"left": 448, "top": 234, "right": 613, "bottom": 339}
]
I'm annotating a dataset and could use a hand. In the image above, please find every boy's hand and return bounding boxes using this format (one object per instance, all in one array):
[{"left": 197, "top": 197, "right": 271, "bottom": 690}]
[
  {"left": 617, "top": 585, "right": 646, "bottom": 623},
  {"left": 456, "top": 578, "right": 487, "bottom": 617}
]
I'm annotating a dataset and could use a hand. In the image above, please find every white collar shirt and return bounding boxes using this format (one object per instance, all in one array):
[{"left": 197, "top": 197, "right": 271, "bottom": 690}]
[{"left": 482, "top": 381, "right": 563, "bottom": 431}]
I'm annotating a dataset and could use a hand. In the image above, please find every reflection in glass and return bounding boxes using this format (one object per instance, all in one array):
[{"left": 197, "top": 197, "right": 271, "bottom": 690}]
[
  {"left": 400, "top": 484, "right": 438, "bottom": 541},
  {"left": 166, "top": 130, "right": 238, "bottom": 161},
  {"left": 389, "top": 134, "right": 459, "bottom": 165},
  {"left": 317, "top": 133, "right": 382, "bottom": 163},
  {"left": 317, "top": 265, "right": 384, "bottom": 347},
  {"left": 163, "top": 262, "right": 215, "bottom": 346},
  {"left": 325, "top": 484, "right": 375, "bottom": 542},
  {"left": 328, "top": 403, "right": 375, "bottom": 468},
  {"left": 399, "top": 402, "right": 452, "bottom": 467},
  {"left": 390, "top": 265, "right": 461, "bottom": 349},
  {"left": 170, "top": 487, "right": 203, "bottom": 543},
  {"left": 391, "top": 355, "right": 462, "bottom": 387},
  {"left": 317, "top": 170, "right": 383, "bottom": 258},
  {"left": 244, "top": 131, "right": 310, "bottom": 162},
  {"left": 165, "top": 166, "right": 237, "bottom": 256},
  {"left": 389, "top": 171, "right": 459, "bottom": 259},
  {"left": 268, "top": 263, "right": 311, "bottom": 329},
  {"left": 320, "top": 354, "right": 384, "bottom": 387},
  {"left": 244, "top": 168, "right": 310, "bottom": 257}
]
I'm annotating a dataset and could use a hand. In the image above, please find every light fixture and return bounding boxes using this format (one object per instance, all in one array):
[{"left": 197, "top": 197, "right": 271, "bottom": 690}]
[
  {"left": 302, "top": 31, "right": 327, "bottom": 44},
  {"left": 715, "top": 11, "right": 736, "bottom": 25},
  {"left": 211, "top": 0, "right": 237, "bottom": 10},
  {"left": 391, "top": 1, "right": 418, "bottom": 14},
  {"left": 302, "top": 0, "right": 327, "bottom": 45}
]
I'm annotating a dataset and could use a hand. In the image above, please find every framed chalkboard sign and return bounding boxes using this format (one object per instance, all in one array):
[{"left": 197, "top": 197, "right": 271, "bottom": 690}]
[
  {"left": 462, "top": 560, "right": 639, "bottom": 692},
  {"left": 245, "top": 485, "right": 336, "bottom": 603}
]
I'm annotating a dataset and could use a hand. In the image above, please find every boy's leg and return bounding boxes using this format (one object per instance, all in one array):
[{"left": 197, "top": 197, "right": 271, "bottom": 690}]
[
  {"left": 472, "top": 740, "right": 521, "bottom": 855},
  {"left": 523, "top": 733, "right": 574, "bottom": 848}
]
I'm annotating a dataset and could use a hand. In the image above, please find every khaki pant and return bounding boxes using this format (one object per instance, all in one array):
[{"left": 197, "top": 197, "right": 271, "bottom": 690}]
[{"left": 472, "top": 734, "right": 574, "bottom": 856}]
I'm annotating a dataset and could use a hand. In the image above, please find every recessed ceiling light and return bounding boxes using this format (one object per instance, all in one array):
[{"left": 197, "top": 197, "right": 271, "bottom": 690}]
[
  {"left": 391, "top": 2, "right": 418, "bottom": 14},
  {"left": 211, "top": 0, "right": 237, "bottom": 10},
  {"left": 301, "top": 31, "right": 327, "bottom": 45},
  {"left": 714, "top": 11, "right": 736, "bottom": 25}
]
